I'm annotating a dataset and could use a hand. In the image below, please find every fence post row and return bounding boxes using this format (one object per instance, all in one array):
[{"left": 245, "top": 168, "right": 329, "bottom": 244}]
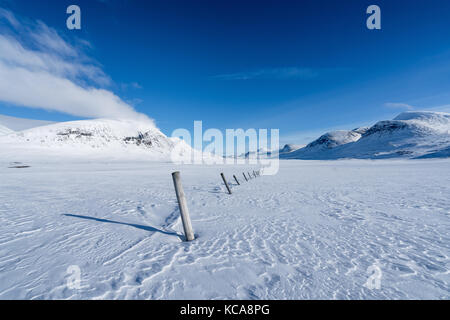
[
  {"left": 171, "top": 171, "right": 195, "bottom": 241},
  {"left": 171, "top": 169, "right": 266, "bottom": 242},
  {"left": 220, "top": 173, "right": 232, "bottom": 194}
]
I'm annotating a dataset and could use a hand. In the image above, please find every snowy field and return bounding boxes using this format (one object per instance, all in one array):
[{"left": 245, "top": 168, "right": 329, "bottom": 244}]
[{"left": 0, "top": 159, "right": 449, "bottom": 299}]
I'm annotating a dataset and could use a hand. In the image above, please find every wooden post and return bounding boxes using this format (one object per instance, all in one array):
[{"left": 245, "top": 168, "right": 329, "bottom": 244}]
[
  {"left": 243, "top": 172, "right": 248, "bottom": 182},
  {"left": 248, "top": 171, "right": 252, "bottom": 179},
  {"left": 253, "top": 170, "right": 257, "bottom": 178},
  {"left": 233, "top": 175, "right": 240, "bottom": 185},
  {"left": 171, "top": 171, "right": 195, "bottom": 241},
  {"left": 221, "top": 173, "right": 232, "bottom": 194}
]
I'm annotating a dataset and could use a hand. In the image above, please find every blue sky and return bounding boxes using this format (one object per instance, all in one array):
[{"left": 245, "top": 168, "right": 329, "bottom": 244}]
[{"left": 1, "top": 0, "right": 450, "bottom": 144}]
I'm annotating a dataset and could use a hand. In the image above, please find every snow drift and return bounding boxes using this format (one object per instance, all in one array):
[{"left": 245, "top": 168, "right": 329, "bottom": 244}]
[{"left": 1, "top": 159, "right": 449, "bottom": 299}]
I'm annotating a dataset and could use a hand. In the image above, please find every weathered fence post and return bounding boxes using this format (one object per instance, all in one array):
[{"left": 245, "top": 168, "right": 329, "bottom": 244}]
[
  {"left": 253, "top": 170, "right": 257, "bottom": 178},
  {"left": 248, "top": 171, "right": 252, "bottom": 179},
  {"left": 171, "top": 171, "right": 195, "bottom": 241},
  {"left": 221, "top": 173, "right": 232, "bottom": 194},
  {"left": 233, "top": 175, "right": 240, "bottom": 185},
  {"left": 243, "top": 172, "right": 248, "bottom": 182}
]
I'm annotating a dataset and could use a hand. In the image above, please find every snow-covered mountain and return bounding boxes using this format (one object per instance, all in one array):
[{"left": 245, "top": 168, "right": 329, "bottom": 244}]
[
  {"left": 284, "top": 111, "right": 450, "bottom": 159},
  {"left": 3, "top": 111, "right": 449, "bottom": 161},
  {"left": 238, "top": 144, "right": 303, "bottom": 159},
  {"left": 279, "top": 144, "right": 303, "bottom": 154},
  {"left": 243, "top": 147, "right": 272, "bottom": 159},
  {"left": 281, "top": 127, "right": 369, "bottom": 159},
  {"left": 0, "top": 118, "right": 207, "bottom": 162},
  {"left": 5, "top": 118, "right": 170, "bottom": 148}
]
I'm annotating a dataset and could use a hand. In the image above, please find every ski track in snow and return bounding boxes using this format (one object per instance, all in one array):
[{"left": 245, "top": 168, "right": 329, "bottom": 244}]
[{"left": 0, "top": 160, "right": 449, "bottom": 299}]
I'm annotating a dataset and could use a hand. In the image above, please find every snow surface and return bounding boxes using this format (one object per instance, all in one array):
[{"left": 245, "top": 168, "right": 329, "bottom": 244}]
[{"left": 0, "top": 159, "right": 448, "bottom": 299}]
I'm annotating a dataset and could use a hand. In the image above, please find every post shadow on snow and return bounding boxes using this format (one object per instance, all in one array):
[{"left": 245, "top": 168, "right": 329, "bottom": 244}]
[
  {"left": 62, "top": 214, "right": 184, "bottom": 241},
  {"left": 209, "top": 182, "right": 239, "bottom": 194}
]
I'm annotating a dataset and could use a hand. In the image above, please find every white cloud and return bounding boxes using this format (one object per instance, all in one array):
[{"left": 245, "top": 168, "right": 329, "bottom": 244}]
[
  {"left": 121, "top": 81, "right": 142, "bottom": 90},
  {"left": 384, "top": 102, "right": 415, "bottom": 110},
  {"left": 0, "top": 35, "right": 109, "bottom": 83},
  {"left": 423, "top": 104, "right": 450, "bottom": 113},
  {"left": 0, "top": 8, "right": 153, "bottom": 125},
  {"left": 0, "top": 7, "right": 19, "bottom": 28},
  {"left": 0, "top": 62, "right": 149, "bottom": 121},
  {"left": 31, "top": 21, "right": 78, "bottom": 57}
]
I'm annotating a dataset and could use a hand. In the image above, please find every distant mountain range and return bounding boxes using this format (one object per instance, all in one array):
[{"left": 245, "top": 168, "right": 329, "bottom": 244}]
[
  {"left": 280, "top": 111, "right": 450, "bottom": 159},
  {"left": 0, "top": 118, "right": 202, "bottom": 162},
  {"left": 1, "top": 111, "right": 449, "bottom": 161}
]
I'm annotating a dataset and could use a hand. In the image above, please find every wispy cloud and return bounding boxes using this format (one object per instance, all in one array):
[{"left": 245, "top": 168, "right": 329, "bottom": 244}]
[
  {"left": 0, "top": 7, "right": 19, "bottom": 28},
  {"left": 384, "top": 102, "right": 415, "bottom": 110},
  {"left": 213, "top": 67, "right": 319, "bottom": 80},
  {"left": 423, "top": 104, "right": 450, "bottom": 113},
  {"left": 121, "top": 82, "right": 142, "bottom": 90},
  {"left": 0, "top": 8, "right": 152, "bottom": 124}
]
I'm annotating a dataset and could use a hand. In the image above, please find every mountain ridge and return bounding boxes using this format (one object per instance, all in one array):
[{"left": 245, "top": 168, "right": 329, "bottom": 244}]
[
  {"left": 283, "top": 111, "right": 450, "bottom": 160},
  {"left": 1, "top": 111, "right": 449, "bottom": 161},
  {"left": 0, "top": 118, "right": 204, "bottom": 162}
]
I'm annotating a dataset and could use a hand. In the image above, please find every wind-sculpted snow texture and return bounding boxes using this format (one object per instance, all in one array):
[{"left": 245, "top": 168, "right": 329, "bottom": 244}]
[{"left": 0, "top": 159, "right": 448, "bottom": 299}]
